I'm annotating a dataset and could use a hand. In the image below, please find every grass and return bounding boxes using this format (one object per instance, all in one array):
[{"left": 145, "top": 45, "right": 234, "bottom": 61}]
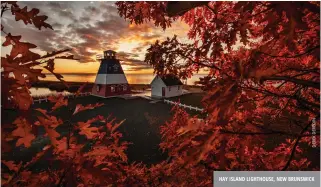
[
  {"left": 2, "top": 94, "right": 205, "bottom": 167},
  {"left": 166, "top": 93, "right": 205, "bottom": 108},
  {"left": 4, "top": 93, "right": 318, "bottom": 171}
]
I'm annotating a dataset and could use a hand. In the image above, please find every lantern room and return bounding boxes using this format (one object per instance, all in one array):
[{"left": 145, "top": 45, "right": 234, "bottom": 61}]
[{"left": 104, "top": 50, "right": 116, "bottom": 59}]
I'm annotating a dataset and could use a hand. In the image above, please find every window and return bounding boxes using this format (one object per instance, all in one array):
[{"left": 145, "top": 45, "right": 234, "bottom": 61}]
[
  {"left": 96, "top": 85, "right": 100, "bottom": 92},
  {"left": 111, "top": 86, "right": 115, "bottom": 92},
  {"left": 113, "top": 64, "right": 119, "bottom": 72},
  {"left": 169, "top": 87, "right": 171, "bottom": 91},
  {"left": 123, "top": 85, "right": 127, "bottom": 91},
  {"left": 178, "top": 86, "right": 180, "bottom": 90}
]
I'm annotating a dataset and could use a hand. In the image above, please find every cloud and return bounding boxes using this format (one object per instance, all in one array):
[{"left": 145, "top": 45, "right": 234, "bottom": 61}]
[
  {"left": 51, "top": 22, "right": 64, "bottom": 29},
  {"left": 125, "top": 65, "right": 153, "bottom": 72},
  {"left": 117, "top": 51, "right": 147, "bottom": 66},
  {"left": 1, "top": 1, "right": 189, "bottom": 73},
  {"left": 79, "top": 5, "right": 101, "bottom": 23},
  {"left": 46, "top": 2, "right": 77, "bottom": 21}
]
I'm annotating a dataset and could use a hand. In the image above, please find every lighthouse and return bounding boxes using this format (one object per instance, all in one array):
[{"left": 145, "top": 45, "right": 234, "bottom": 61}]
[{"left": 91, "top": 50, "right": 131, "bottom": 97}]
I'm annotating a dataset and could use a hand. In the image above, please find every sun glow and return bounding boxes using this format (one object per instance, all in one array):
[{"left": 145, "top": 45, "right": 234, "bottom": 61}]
[
  {"left": 117, "top": 40, "right": 141, "bottom": 52},
  {"left": 121, "top": 64, "right": 130, "bottom": 71}
]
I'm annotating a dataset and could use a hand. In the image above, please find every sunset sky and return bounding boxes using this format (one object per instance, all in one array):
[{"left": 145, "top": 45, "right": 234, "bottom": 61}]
[{"left": 1, "top": 1, "right": 193, "bottom": 75}]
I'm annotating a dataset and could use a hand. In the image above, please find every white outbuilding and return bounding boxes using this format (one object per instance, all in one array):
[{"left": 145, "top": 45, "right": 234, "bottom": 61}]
[{"left": 151, "top": 74, "right": 184, "bottom": 98}]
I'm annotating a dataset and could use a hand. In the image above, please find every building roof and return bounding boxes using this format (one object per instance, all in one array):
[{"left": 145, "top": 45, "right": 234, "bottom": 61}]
[
  {"left": 159, "top": 74, "right": 183, "bottom": 86},
  {"left": 98, "top": 59, "right": 124, "bottom": 74},
  {"left": 104, "top": 50, "right": 116, "bottom": 53}
]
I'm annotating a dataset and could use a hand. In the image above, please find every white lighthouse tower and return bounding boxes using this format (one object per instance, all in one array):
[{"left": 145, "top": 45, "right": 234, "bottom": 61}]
[{"left": 91, "top": 50, "right": 131, "bottom": 97}]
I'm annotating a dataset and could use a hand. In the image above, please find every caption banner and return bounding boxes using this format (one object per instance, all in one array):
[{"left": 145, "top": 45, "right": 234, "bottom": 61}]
[{"left": 213, "top": 171, "right": 320, "bottom": 187}]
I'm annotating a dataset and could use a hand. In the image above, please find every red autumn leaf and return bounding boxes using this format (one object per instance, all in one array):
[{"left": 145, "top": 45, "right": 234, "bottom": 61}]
[
  {"left": 73, "top": 103, "right": 104, "bottom": 115},
  {"left": 1, "top": 1, "right": 320, "bottom": 186},
  {"left": 2, "top": 33, "right": 21, "bottom": 46},
  {"left": 16, "top": 133, "right": 36, "bottom": 148},
  {"left": 111, "top": 119, "right": 125, "bottom": 133},
  {"left": 176, "top": 117, "right": 203, "bottom": 135},
  {"left": 12, "top": 86, "right": 33, "bottom": 111},
  {"left": 12, "top": 6, "right": 33, "bottom": 24},
  {"left": 20, "top": 171, "right": 32, "bottom": 179},
  {"left": 78, "top": 122, "right": 99, "bottom": 139},
  {"left": 77, "top": 116, "right": 104, "bottom": 139},
  {"left": 48, "top": 94, "right": 68, "bottom": 111},
  {"left": 106, "top": 118, "right": 116, "bottom": 131},
  {"left": 225, "top": 152, "right": 236, "bottom": 160},
  {"left": 44, "top": 127, "right": 60, "bottom": 148},
  {"left": 55, "top": 137, "right": 68, "bottom": 153},
  {"left": 2, "top": 33, "right": 41, "bottom": 63},
  {"left": 249, "top": 67, "right": 278, "bottom": 82},
  {"left": 45, "top": 58, "right": 55, "bottom": 72},
  {"left": 35, "top": 108, "right": 49, "bottom": 116},
  {"left": 113, "top": 146, "right": 128, "bottom": 162},
  {"left": 32, "top": 15, "right": 53, "bottom": 30},
  {"left": 11, "top": 5, "right": 53, "bottom": 30},
  {"left": 36, "top": 115, "right": 62, "bottom": 148},
  {"left": 2, "top": 161, "right": 21, "bottom": 172},
  {"left": 12, "top": 117, "right": 35, "bottom": 147},
  {"left": 36, "top": 115, "right": 62, "bottom": 129}
]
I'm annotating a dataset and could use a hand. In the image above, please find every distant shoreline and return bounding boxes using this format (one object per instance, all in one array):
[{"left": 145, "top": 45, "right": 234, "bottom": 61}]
[
  {"left": 32, "top": 81, "right": 203, "bottom": 93},
  {"left": 42, "top": 73, "right": 209, "bottom": 75}
]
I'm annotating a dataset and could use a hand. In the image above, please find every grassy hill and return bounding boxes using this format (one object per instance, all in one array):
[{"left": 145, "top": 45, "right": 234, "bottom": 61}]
[{"left": 2, "top": 94, "right": 205, "bottom": 167}]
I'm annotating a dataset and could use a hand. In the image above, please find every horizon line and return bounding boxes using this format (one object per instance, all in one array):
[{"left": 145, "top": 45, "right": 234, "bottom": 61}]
[{"left": 43, "top": 73, "right": 209, "bottom": 75}]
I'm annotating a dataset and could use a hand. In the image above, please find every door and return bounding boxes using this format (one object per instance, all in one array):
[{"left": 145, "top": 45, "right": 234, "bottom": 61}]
[{"left": 162, "top": 87, "right": 165, "bottom": 97}]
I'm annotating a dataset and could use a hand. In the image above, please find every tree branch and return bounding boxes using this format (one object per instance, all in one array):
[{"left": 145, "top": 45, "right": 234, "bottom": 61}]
[
  {"left": 261, "top": 76, "right": 320, "bottom": 90},
  {"left": 281, "top": 116, "right": 319, "bottom": 170},
  {"left": 1, "top": 3, "right": 9, "bottom": 17},
  {"left": 259, "top": 45, "right": 320, "bottom": 59},
  {"left": 242, "top": 86, "right": 320, "bottom": 109}
]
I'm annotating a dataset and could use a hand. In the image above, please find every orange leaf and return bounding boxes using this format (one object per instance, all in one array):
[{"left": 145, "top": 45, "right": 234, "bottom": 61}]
[
  {"left": 2, "top": 161, "right": 21, "bottom": 172},
  {"left": 77, "top": 116, "right": 104, "bottom": 139},
  {"left": 78, "top": 123, "right": 99, "bottom": 139},
  {"left": 48, "top": 94, "right": 68, "bottom": 111},
  {"left": 111, "top": 119, "right": 125, "bottom": 133},
  {"left": 16, "top": 133, "right": 35, "bottom": 147},
  {"left": 225, "top": 152, "right": 236, "bottom": 160},
  {"left": 37, "top": 116, "right": 61, "bottom": 147},
  {"left": 73, "top": 103, "right": 104, "bottom": 115},
  {"left": 12, "top": 117, "right": 35, "bottom": 147}
]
